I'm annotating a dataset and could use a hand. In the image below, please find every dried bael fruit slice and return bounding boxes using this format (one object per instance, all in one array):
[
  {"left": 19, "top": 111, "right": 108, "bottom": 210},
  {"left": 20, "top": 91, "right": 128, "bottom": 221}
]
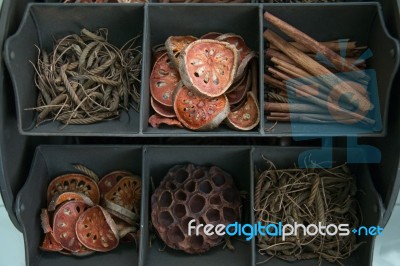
[
  {"left": 148, "top": 114, "right": 183, "bottom": 129},
  {"left": 179, "top": 39, "right": 238, "bottom": 97},
  {"left": 71, "top": 246, "right": 95, "bottom": 257},
  {"left": 152, "top": 44, "right": 167, "bottom": 63},
  {"left": 226, "top": 91, "right": 260, "bottom": 131},
  {"left": 76, "top": 206, "right": 119, "bottom": 252},
  {"left": 48, "top": 191, "right": 94, "bottom": 212},
  {"left": 200, "top": 32, "right": 222, "bottom": 40},
  {"left": 216, "top": 33, "right": 256, "bottom": 80},
  {"left": 41, "top": 209, "right": 52, "bottom": 234},
  {"left": 98, "top": 170, "right": 133, "bottom": 198},
  {"left": 104, "top": 204, "right": 139, "bottom": 225},
  {"left": 173, "top": 83, "right": 230, "bottom": 130},
  {"left": 40, "top": 233, "right": 63, "bottom": 252},
  {"left": 226, "top": 69, "right": 251, "bottom": 105},
  {"left": 52, "top": 201, "right": 90, "bottom": 252},
  {"left": 104, "top": 175, "right": 142, "bottom": 213},
  {"left": 165, "top": 36, "right": 198, "bottom": 68},
  {"left": 151, "top": 97, "right": 176, "bottom": 118},
  {"left": 150, "top": 53, "right": 180, "bottom": 107},
  {"left": 47, "top": 174, "right": 100, "bottom": 205}
]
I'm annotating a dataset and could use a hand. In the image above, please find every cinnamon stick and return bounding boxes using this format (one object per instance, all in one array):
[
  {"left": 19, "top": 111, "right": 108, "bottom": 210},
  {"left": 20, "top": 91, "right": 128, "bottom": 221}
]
[
  {"left": 267, "top": 113, "right": 357, "bottom": 124},
  {"left": 264, "top": 74, "right": 286, "bottom": 90},
  {"left": 270, "top": 40, "right": 357, "bottom": 53},
  {"left": 264, "top": 12, "right": 367, "bottom": 80},
  {"left": 265, "top": 102, "right": 327, "bottom": 114},
  {"left": 264, "top": 29, "right": 372, "bottom": 112}
]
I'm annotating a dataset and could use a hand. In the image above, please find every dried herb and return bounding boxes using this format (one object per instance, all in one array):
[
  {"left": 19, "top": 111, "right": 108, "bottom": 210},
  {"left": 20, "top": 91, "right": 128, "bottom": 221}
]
[{"left": 30, "top": 28, "right": 142, "bottom": 128}]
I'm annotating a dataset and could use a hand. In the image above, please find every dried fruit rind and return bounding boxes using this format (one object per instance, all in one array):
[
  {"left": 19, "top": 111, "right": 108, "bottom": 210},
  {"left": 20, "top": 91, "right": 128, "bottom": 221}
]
[
  {"left": 47, "top": 174, "right": 100, "bottom": 205},
  {"left": 173, "top": 83, "right": 230, "bottom": 130},
  {"left": 226, "top": 91, "right": 260, "bottom": 131},
  {"left": 75, "top": 206, "right": 119, "bottom": 252},
  {"left": 165, "top": 35, "right": 198, "bottom": 68},
  {"left": 150, "top": 53, "right": 180, "bottom": 107},
  {"left": 179, "top": 39, "right": 238, "bottom": 97}
]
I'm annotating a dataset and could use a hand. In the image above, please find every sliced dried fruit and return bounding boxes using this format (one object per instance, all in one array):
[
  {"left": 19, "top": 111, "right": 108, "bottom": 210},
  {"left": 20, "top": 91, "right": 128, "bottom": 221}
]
[
  {"left": 216, "top": 33, "right": 255, "bottom": 80},
  {"left": 151, "top": 97, "right": 176, "bottom": 118},
  {"left": 226, "top": 91, "right": 260, "bottom": 131},
  {"left": 179, "top": 39, "right": 238, "bottom": 97},
  {"left": 53, "top": 201, "right": 90, "bottom": 252},
  {"left": 98, "top": 170, "right": 133, "bottom": 198},
  {"left": 47, "top": 174, "right": 100, "bottom": 205},
  {"left": 40, "top": 233, "right": 63, "bottom": 252},
  {"left": 48, "top": 191, "right": 94, "bottom": 212},
  {"left": 165, "top": 35, "right": 198, "bottom": 68},
  {"left": 150, "top": 53, "right": 180, "bottom": 107},
  {"left": 104, "top": 175, "right": 141, "bottom": 213},
  {"left": 104, "top": 205, "right": 138, "bottom": 225},
  {"left": 152, "top": 44, "right": 167, "bottom": 63},
  {"left": 200, "top": 32, "right": 222, "bottom": 40},
  {"left": 148, "top": 114, "right": 183, "bottom": 128},
  {"left": 71, "top": 246, "right": 95, "bottom": 257},
  {"left": 41, "top": 209, "right": 52, "bottom": 234},
  {"left": 76, "top": 206, "right": 119, "bottom": 252},
  {"left": 226, "top": 69, "right": 251, "bottom": 105},
  {"left": 173, "top": 83, "right": 230, "bottom": 130}
]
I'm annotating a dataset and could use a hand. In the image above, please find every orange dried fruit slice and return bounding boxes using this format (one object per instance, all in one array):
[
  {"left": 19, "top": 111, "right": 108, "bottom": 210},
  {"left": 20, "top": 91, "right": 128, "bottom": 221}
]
[
  {"left": 179, "top": 39, "right": 238, "bottom": 97},
  {"left": 48, "top": 191, "right": 94, "bottom": 212},
  {"left": 150, "top": 53, "right": 180, "bottom": 107},
  {"left": 52, "top": 201, "right": 90, "bottom": 252},
  {"left": 226, "top": 68, "right": 251, "bottom": 105},
  {"left": 165, "top": 35, "right": 198, "bottom": 68},
  {"left": 98, "top": 170, "right": 133, "bottom": 198},
  {"left": 104, "top": 175, "right": 141, "bottom": 213},
  {"left": 173, "top": 83, "right": 230, "bottom": 130},
  {"left": 226, "top": 92, "right": 260, "bottom": 131},
  {"left": 40, "top": 232, "right": 63, "bottom": 252},
  {"left": 216, "top": 33, "right": 255, "bottom": 80},
  {"left": 47, "top": 174, "right": 100, "bottom": 205},
  {"left": 151, "top": 97, "right": 176, "bottom": 118},
  {"left": 41, "top": 209, "right": 52, "bottom": 234},
  {"left": 148, "top": 114, "right": 183, "bottom": 129},
  {"left": 200, "top": 32, "right": 222, "bottom": 40},
  {"left": 75, "top": 206, "right": 119, "bottom": 252}
]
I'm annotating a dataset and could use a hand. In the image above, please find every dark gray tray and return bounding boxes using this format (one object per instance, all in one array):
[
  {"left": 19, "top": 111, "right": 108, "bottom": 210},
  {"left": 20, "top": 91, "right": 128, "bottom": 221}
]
[
  {"left": 15, "top": 145, "right": 143, "bottom": 265},
  {"left": 262, "top": 3, "right": 399, "bottom": 136},
  {"left": 4, "top": 3, "right": 399, "bottom": 136},
  {"left": 15, "top": 144, "right": 383, "bottom": 265}
]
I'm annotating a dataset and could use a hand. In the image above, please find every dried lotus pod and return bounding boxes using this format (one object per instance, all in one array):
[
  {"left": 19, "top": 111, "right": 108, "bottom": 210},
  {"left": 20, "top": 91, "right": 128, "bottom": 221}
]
[
  {"left": 151, "top": 164, "right": 242, "bottom": 254},
  {"left": 173, "top": 82, "right": 230, "bottom": 131},
  {"left": 165, "top": 35, "right": 198, "bottom": 68},
  {"left": 75, "top": 206, "right": 119, "bottom": 252},
  {"left": 98, "top": 170, "right": 133, "bottom": 198},
  {"left": 150, "top": 53, "right": 181, "bottom": 107},
  {"left": 52, "top": 201, "right": 91, "bottom": 252},
  {"left": 48, "top": 191, "right": 94, "bottom": 212},
  {"left": 226, "top": 91, "right": 260, "bottom": 131},
  {"left": 179, "top": 39, "right": 238, "bottom": 97},
  {"left": 47, "top": 174, "right": 100, "bottom": 205}
]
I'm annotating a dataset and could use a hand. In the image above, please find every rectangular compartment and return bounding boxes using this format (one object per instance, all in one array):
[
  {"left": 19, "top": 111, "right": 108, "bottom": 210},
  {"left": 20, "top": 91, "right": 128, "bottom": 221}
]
[
  {"left": 15, "top": 145, "right": 143, "bottom": 265},
  {"left": 141, "top": 4, "right": 263, "bottom": 136},
  {"left": 262, "top": 3, "right": 399, "bottom": 136},
  {"left": 140, "top": 146, "right": 253, "bottom": 266},
  {"left": 251, "top": 146, "right": 384, "bottom": 266},
  {"left": 4, "top": 4, "right": 145, "bottom": 136}
]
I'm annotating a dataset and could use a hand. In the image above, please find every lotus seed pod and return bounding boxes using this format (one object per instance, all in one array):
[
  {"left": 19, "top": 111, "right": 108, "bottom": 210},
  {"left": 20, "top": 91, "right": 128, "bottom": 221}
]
[{"left": 151, "top": 164, "right": 242, "bottom": 254}]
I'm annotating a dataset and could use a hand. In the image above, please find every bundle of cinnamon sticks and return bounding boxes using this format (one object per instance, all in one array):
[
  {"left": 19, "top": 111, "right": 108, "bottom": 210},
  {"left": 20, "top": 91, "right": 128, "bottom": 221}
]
[{"left": 263, "top": 12, "right": 375, "bottom": 126}]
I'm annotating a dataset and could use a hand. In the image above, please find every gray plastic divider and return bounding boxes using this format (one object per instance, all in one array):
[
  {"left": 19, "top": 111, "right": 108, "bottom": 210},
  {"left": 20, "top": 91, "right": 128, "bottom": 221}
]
[{"left": 4, "top": 3, "right": 399, "bottom": 137}]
